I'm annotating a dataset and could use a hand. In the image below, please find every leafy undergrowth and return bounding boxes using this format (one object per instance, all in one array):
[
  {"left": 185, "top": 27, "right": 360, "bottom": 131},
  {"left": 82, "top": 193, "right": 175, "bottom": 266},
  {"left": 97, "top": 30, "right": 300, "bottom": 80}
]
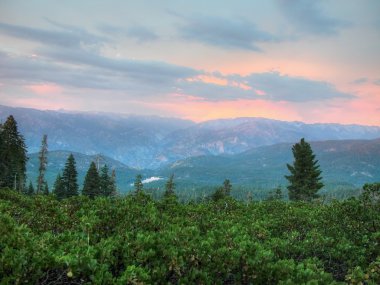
[{"left": 0, "top": 188, "right": 379, "bottom": 284}]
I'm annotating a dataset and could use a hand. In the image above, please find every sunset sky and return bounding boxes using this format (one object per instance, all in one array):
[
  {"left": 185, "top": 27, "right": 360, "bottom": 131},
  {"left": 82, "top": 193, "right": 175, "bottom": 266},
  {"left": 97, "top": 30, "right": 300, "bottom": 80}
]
[{"left": 0, "top": 0, "right": 379, "bottom": 125}]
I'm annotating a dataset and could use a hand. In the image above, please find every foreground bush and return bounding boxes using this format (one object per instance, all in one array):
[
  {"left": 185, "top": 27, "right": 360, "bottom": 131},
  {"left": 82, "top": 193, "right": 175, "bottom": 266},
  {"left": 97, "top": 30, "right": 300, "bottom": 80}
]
[{"left": 0, "top": 189, "right": 379, "bottom": 284}]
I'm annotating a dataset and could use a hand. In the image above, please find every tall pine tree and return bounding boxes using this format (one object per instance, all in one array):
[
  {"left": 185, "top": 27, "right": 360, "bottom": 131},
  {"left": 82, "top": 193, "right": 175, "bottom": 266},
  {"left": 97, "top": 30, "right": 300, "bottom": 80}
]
[
  {"left": 99, "top": 164, "right": 112, "bottom": 197},
  {"left": 285, "top": 138, "right": 324, "bottom": 201},
  {"left": 134, "top": 174, "right": 143, "bottom": 193},
  {"left": 223, "top": 179, "right": 232, "bottom": 196},
  {"left": 27, "top": 181, "right": 35, "bottom": 195},
  {"left": 82, "top": 162, "right": 100, "bottom": 198},
  {"left": 36, "top": 134, "right": 48, "bottom": 194},
  {"left": 53, "top": 173, "right": 65, "bottom": 200},
  {"left": 62, "top": 154, "right": 79, "bottom": 198},
  {"left": 0, "top": 122, "right": 5, "bottom": 187},
  {"left": 43, "top": 181, "right": 49, "bottom": 195},
  {"left": 164, "top": 174, "right": 176, "bottom": 198},
  {"left": 211, "top": 179, "right": 232, "bottom": 201},
  {"left": 110, "top": 169, "right": 117, "bottom": 197},
  {"left": 0, "top": 115, "right": 27, "bottom": 192}
]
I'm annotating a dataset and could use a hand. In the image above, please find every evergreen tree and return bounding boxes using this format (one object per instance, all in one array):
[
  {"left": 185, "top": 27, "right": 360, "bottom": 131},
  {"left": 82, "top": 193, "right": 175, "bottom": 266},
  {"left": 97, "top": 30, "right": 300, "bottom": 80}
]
[
  {"left": 53, "top": 173, "right": 65, "bottom": 200},
  {"left": 82, "top": 161, "right": 100, "bottom": 198},
  {"left": 164, "top": 174, "right": 176, "bottom": 198},
  {"left": 0, "top": 122, "right": 5, "bottom": 187},
  {"left": 134, "top": 174, "right": 143, "bottom": 193},
  {"left": 62, "top": 154, "right": 79, "bottom": 198},
  {"left": 266, "top": 186, "right": 283, "bottom": 201},
  {"left": 211, "top": 179, "right": 232, "bottom": 201},
  {"left": 99, "top": 164, "right": 112, "bottom": 197},
  {"left": 285, "top": 138, "right": 324, "bottom": 201},
  {"left": 27, "top": 181, "right": 35, "bottom": 195},
  {"left": 0, "top": 115, "right": 28, "bottom": 192},
  {"left": 43, "top": 182, "right": 49, "bottom": 195},
  {"left": 36, "top": 135, "right": 48, "bottom": 194},
  {"left": 110, "top": 169, "right": 117, "bottom": 197},
  {"left": 223, "top": 179, "right": 232, "bottom": 196}
]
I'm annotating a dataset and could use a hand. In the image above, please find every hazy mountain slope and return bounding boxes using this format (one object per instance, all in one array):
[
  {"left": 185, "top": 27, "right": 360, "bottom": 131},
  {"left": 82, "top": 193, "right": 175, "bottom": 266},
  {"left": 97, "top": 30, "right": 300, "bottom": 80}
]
[
  {"left": 0, "top": 105, "right": 194, "bottom": 168},
  {"left": 26, "top": 151, "right": 154, "bottom": 192},
  {"left": 159, "top": 138, "right": 380, "bottom": 188},
  {"left": 160, "top": 118, "right": 380, "bottom": 162},
  {"left": 2, "top": 105, "right": 380, "bottom": 169}
]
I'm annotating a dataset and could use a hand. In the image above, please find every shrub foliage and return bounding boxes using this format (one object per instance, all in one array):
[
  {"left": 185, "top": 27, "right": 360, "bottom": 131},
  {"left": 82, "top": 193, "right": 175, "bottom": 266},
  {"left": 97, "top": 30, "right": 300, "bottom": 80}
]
[{"left": 1, "top": 187, "right": 379, "bottom": 284}]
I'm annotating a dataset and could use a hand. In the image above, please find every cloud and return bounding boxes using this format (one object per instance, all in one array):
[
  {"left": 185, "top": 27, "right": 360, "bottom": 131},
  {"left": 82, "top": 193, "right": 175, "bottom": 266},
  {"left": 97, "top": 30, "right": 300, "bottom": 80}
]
[
  {"left": 0, "top": 49, "right": 200, "bottom": 96},
  {"left": 374, "top": 79, "right": 380, "bottom": 86},
  {"left": 26, "top": 83, "right": 63, "bottom": 95},
  {"left": 0, "top": 50, "right": 354, "bottom": 103},
  {"left": 176, "top": 14, "right": 278, "bottom": 51},
  {"left": 0, "top": 21, "right": 354, "bottom": 103},
  {"left": 41, "top": 48, "right": 199, "bottom": 84},
  {"left": 127, "top": 26, "right": 158, "bottom": 43},
  {"left": 177, "top": 72, "right": 354, "bottom": 102},
  {"left": 96, "top": 24, "right": 126, "bottom": 36},
  {"left": 243, "top": 72, "right": 354, "bottom": 101},
  {"left": 0, "top": 19, "right": 198, "bottom": 91},
  {"left": 0, "top": 21, "right": 106, "bottom": 49},
  {"left": 352, "top": 77, "right": 368, "bottom": 84},
  {"left": 277, "top": 0, "right": 349, "bottom": 36},
  {"left": 97, "top": 24, "right": 158, "bottom": 43}
]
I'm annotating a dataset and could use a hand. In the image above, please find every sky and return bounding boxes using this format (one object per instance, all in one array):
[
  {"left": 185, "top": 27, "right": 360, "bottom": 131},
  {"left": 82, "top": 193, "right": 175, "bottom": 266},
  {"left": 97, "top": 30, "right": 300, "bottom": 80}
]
[{"left": 0, "top": 0, "right": 379, "bottom": 125}]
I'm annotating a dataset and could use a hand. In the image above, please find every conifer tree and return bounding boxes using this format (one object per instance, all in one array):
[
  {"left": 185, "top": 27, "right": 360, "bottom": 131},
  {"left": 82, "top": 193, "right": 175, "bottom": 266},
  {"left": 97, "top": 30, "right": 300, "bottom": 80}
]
[
  {"left": 0, "top": 122, "right": 5, "bottom": 187},
  {"left": 99, "top": 164, "right": 112, "bottom": 197},
  {"left": 82, "top": 161, "right": 100, "bottom": 198},
  {"left": 110, "top": 169, "right": 117, "bottom": 197},
  {"left": 62, "top": 154, "right": 79, "bottom": 198},
  {"left": 223, "top": 179, "right": 232, "bottom": 196},
  {"left": 285, "top": 138, "right": 324, "bottom": 201},
  {"left": 43, "top": 182, "right": 49, "bottom": 195},
  {"left": 211, "top": 179, "right": 232, "bottom": 201},
  {"left": 164, "top": 174, "right": 176, "bottom": 198},
  {"left": 36, "top": 134, "right": 48, "bottom": 194},
  {"left": 0, "top": 115, "right": 27, "bottom": 192},
  {"left": 53, "top": 173, "right": 65, "bottom": 200},
  {"left": 266, "top": 186, "right": 283, "bottom": 201},
  {"left": 134, "top": 174, "right": 143, "bottom": 193},
  {"left": 27, "top": 181, "right": 35, "bottom": 195}
]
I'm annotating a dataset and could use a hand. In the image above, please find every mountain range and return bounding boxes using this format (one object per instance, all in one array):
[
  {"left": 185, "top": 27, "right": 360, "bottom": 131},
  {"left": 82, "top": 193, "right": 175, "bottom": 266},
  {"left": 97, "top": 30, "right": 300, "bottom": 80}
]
[
  {"left": 26, "top": 138, "right": 380, "bottom": 194},
  {"left": 2, "top": 105, "right": 380, "bottom": 169},
  {"left": 160, "top": 138, "right": 380, "bottom": 189}
]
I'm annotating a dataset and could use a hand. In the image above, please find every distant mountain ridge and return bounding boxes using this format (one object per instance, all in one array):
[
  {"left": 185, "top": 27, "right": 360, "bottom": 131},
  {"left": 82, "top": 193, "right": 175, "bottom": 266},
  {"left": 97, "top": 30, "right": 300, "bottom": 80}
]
[
  {"left": 26, "top": 139, "right": 380, "bottom": 193},
  {"left": 159, "top": 138, "right": 380, "bottom": 188},
  {"left": 1, "top": 105, "right": 380, "bottom": 169}
]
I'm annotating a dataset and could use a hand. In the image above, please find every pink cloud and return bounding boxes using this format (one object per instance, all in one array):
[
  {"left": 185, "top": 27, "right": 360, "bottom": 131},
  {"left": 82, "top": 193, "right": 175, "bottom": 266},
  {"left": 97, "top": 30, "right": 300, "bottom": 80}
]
[
  {"left": 7, "top": 97, "right": 72, "bottom": 110},
  {"left": 26, "top": 83, "right": 63, "bottom": 95},
  {"left": 254, "top": 89, "right": 266, "bottom": 96},
  {"left": 145, "top": 98, "right": 301, "bottom": 123}
]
